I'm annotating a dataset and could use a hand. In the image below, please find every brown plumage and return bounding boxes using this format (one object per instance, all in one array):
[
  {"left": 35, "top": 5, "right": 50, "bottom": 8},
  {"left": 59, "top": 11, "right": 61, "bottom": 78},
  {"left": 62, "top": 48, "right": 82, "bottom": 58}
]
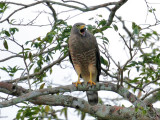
[{"left": 68, "top": 23, "right": 101, "bottom": 105}]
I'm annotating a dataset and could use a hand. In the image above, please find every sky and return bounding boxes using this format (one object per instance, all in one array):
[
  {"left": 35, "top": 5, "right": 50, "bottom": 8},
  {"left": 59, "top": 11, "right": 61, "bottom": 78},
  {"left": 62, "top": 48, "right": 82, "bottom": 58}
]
[{"left": 0, "top": 0, "right": 160, "bottom": 119}]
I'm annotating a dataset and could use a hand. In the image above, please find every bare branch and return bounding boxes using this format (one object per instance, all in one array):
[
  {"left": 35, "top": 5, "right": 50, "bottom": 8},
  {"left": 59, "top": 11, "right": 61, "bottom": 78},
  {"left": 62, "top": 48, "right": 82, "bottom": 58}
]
[
  {"left": 0, "top": 0, "right": 127, "bottom": 23},
  {"left": 144, "top": 91, "right": 160, "bottom": 105},
  {"left": 45, "top": 1, "right": 57, "bottom": 23},
  {"left": 3, "top": 54, "right": 68, "bottom": 83},
  {"left": 144, "top": 0, "right": 159, "bottom": 23},
  {"left": 141, "top": 88, "right": 160, "bottom": 100},
  {"left": 22, "top": 45, "right": 31, "bottom": 90},
  {"left": 61, "top": 0, "right": 88, "bottom": 9},
  {"left": 0, "top": 44, "right": 67, "bottom": 62},
  {"left": 0, "top": 54, "right": 23, "bottom": 62},
  {"left": 101, "top": 67, "right": 118, "bottom": 79}
]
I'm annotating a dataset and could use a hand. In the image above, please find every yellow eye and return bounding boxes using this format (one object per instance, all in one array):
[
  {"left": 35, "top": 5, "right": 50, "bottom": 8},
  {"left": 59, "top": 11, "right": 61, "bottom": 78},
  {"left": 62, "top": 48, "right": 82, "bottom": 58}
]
[{"left": 76, "top": 25, "right": 80, "bottom": 28}]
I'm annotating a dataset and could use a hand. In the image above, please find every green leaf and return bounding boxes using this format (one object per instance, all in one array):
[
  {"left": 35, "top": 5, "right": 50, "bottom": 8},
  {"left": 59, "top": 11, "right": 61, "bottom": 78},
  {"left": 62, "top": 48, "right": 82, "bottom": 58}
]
[
  {"left": 46, "top": 55, "right": 50, "bottom": 62},
  {"left": 135, "top": 107, "right": 138, "bottom": 112},
  {"left": 0, "top": 3, "right": 5, "bottom": 9},
  {"left": 100, "top": 56, "right": 108, "bottom": 66},
  {"left": 24, "top": 52, "right": 28, "bottom": 60},
  {"left": 16, "top": 112, "right": 21, "bottom": 120},
  {"left": 132, "top": 22, "right": 141, "bottom": 35},
  {"left": 9, "top": 27, "right": 19, "bottom": 35},
  {"left": 3, "top": 40, "right": 8, "bottom": 50},
  {"left": 60, "top": 107, "right": 68, "bottom": 120},
  {"left": 136, "top": 66, "right": 140, "bottom": 72},
  {"left": 44, "top": 105, "right": 50, "bottom": 113},
  {"left": 129, "top": 77, "right": 140, "bottom": 83},
  {"left": 29, "top": 52, "right": 33, "bottom": 62},
  {"left": 148, "top": 8, "right": 155, "bottom": 13},
  {"left": 103, "top": 37, "right": 109, "bottom": 44},
  {"left": 97, "top": 14, "right": 102, "bottom": 17},
  {"left": 153, "top": 30, "right": 158, "bottom": 35},
  {"left": 132, "top": 22, "right": 136, "bottom": 29},
  {"left": 50, "top": 68, "right": 52, "bottom": 74},
  {"left": 81, "top": 111, "right": 86, "bottom": 120},
  {"left": 112, "top": 24, "right": 118, "bottom": 31},
  {"left": 88, "top": 17, "right": 94, "bottom": 20},
  {"left": 98, "top": 19, "right": 106, "bottom": 27},
  {"left": 87, "top": 24, "right": 94, "bottom": 32},
  {"left": 37, "top": 37, "right": 41, "bottom": 41},
  {"left": 39, "top": 83, "right": 45, "bottom": 89},
  {"left": 127, "top": 69, "right": 131, "bottom": 77},
  {"left": 34, "top": 42, "right": 39, "bottom": 48},
  {"left": 133, "top": 26, "right": 140, "bottom": 34},
  {"left": 4, "top": 30, "right": 10, "bottom": 37},
  {"left": 29, "top": 64, "right": 34, "bottom": 70},
  {"left": 142, "top": 109, "right": 147, "bottom": 115},
  {"left": 0, "top": 3, "right": 7, "bottom": 13},
  {"left": 24, "top": 48, "right": 31, "bottom": 51}
]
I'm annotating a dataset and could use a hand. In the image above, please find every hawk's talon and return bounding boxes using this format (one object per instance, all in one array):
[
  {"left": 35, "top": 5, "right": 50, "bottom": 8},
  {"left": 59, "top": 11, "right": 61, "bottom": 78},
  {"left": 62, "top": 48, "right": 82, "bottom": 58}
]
[
  {"left": 87, "top": 80, "right": 96, "bottom": 86},
  {"left": 72, "top": 81, "right": 82, "bottom": 87}
]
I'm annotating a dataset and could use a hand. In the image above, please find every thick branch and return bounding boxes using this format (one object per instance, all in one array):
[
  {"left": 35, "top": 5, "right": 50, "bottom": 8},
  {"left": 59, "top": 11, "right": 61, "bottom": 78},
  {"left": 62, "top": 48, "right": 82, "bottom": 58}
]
[
  {"left": 0, "top": 82, "right": 146, "bottom": 109},
  {"left": 31, "top": 95, "right": 151, "bottom": 120},
  {"left": 0, "top": 82, "right": 157, "bottom": 119}
]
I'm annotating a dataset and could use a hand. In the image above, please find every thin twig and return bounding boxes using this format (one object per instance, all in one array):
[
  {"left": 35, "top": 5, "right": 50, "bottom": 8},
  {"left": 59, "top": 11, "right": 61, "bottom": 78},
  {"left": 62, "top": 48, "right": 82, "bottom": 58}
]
[
  {"left": 3, "top": 54, "right": 68, "bottom": 83},
  {"left": 22, "top": 45, "right": 31, "bottom": 90},
  {"left": 141, "top": 88, "right": 160, "bottom": 100}
]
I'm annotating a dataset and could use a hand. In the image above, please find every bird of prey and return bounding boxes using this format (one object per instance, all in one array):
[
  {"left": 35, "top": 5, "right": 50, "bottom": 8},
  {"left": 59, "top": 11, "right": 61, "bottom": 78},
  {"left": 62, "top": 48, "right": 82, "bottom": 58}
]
[{"left": 68, "top": 23, "right": 101, "bottom": 105}]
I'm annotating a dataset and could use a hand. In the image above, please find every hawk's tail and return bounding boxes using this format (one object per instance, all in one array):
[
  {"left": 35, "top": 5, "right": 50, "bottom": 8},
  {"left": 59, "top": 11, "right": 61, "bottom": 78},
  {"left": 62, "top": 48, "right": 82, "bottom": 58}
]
[{"left": 86, "top": 91, "right": 98, "bottom": 105}]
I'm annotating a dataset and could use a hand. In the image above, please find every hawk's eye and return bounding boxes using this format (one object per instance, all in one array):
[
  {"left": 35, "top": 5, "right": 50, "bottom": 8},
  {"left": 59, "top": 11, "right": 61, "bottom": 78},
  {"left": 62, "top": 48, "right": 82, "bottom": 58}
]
[{"left": 76, "top": 25, "right": 80, "bottom": 28}]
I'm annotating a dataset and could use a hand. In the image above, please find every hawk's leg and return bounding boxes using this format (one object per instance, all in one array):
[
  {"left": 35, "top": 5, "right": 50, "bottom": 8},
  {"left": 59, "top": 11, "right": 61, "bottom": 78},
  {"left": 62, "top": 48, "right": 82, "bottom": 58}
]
[
  {"left": 88, "top": 71, "right": 96, "bottom": 86},
  {"left": 72, "top": 64, "right": 82, "bottom": 87},
  {"left": 72, "top": 74, "right": 82, "bottom": 87}
]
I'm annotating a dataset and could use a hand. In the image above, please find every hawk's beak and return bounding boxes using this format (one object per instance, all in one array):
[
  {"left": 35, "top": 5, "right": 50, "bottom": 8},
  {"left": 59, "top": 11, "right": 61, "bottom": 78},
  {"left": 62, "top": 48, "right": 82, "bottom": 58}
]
[
  {"left": 80, "top": 25, "right": 86, "bottom": 30},
  {"left": 80, "top": 25, "right": 86, "bottom": 36}
]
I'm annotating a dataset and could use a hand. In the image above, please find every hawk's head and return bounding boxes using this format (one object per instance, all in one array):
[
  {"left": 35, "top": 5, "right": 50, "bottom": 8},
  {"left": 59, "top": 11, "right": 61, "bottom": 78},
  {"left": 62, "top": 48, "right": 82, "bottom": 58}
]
[{"left": 72, "top": 23, "right": 86, "bottom": 36}]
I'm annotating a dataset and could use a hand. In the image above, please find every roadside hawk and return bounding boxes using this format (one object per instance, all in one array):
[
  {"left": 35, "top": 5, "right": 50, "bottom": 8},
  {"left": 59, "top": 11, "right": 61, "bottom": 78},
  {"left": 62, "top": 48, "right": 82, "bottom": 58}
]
[{"left": 68, "top": 23, "right": 101, "bottom": 105}]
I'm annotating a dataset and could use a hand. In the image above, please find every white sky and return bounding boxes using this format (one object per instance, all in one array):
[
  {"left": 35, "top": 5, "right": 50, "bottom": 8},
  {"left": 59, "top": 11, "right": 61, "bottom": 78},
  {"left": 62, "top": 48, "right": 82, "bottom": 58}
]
[{"left": 0, "top": 0, "right": 160, "bottom": 119}]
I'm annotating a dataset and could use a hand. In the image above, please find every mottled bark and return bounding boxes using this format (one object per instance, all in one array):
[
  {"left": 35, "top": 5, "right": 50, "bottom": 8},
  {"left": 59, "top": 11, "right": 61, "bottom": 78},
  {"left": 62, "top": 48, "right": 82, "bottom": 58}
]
[{"left": 0, "top": 82, "right": 159, "bottom": 119}]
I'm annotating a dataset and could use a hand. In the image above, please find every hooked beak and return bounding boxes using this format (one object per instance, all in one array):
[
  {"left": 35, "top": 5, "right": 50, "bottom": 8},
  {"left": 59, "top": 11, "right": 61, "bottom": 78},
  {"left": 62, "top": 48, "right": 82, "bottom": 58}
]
[{"left": 79, "top": 25, "right": 86, "bottom": 36}]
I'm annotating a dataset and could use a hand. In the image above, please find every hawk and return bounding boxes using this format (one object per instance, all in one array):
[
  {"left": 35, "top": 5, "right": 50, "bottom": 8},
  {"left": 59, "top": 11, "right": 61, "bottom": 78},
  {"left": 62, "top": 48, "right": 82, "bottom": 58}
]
[{"left": 68, "top": 23, "right": 101, "bottom": 105}]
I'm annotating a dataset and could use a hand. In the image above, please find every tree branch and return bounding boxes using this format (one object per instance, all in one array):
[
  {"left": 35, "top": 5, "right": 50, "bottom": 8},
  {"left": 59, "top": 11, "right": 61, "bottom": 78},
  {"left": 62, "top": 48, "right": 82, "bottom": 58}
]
[
  {"left": 0, "top": 44, "right": 67, "bottom": 62},
  {"left": 94, "top": 0, "right": 128, "bottom": 33},
  {"left": 31, "top": 95, "right": 151, "bottom": 120},
  {"left": 45, "top": 0, "right": 57, "bottom": 22},
  {"left": 144, "top": 91, "right": 160, "bottom": 105},
  {"left": 0, "top": 82, "right": 146, "bottom": 109},
  {"left": 2, "top": 54, "right": 68, "bottom": 83},
  {"left": 0, "top": 54, "right": 23, "bottom": 62},
  {"left": 0, "top": 82, "right": 158, "bottom": 119},
  {"left": 0, "top": 0, "right": 127, "bottom": 23}
]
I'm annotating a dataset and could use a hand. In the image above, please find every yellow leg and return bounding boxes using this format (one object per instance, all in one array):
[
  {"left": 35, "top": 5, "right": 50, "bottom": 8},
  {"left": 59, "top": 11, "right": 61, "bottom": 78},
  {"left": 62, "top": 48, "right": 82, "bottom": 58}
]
[
  {"left": 88, "top": 71, "right": 96, "bottom": 85},
  {"left": 72, "top": 74, "right": 82, "bottom": 87}
]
